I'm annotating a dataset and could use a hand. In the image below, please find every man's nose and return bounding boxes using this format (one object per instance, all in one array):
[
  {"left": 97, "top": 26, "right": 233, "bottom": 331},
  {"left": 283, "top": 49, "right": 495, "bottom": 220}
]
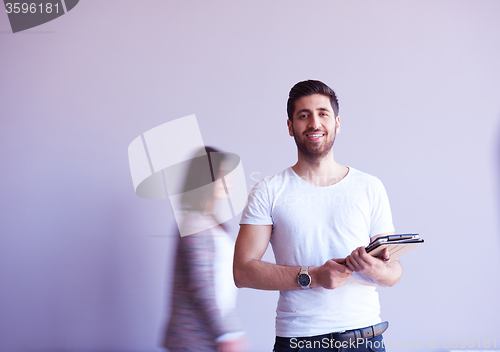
[{"left": 308, "top": 114, "right": 322, "bottom": 129}]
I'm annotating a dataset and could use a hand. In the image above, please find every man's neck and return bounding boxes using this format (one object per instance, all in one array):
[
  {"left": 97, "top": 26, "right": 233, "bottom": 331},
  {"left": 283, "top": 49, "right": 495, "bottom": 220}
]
[{"left": 292, "top": 152, "right": 348, "bottom": 187}]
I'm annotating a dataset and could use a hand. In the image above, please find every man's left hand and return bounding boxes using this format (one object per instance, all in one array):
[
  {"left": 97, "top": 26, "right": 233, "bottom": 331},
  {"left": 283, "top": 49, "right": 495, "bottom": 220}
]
[{"left": 345, "top": 247, "right": 389, "bottom": 281}]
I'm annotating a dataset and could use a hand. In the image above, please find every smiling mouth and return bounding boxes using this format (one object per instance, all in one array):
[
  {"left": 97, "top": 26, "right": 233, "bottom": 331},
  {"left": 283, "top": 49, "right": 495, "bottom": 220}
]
[{"left": 305, "top": 133, "right": 325, "bottom": 140}]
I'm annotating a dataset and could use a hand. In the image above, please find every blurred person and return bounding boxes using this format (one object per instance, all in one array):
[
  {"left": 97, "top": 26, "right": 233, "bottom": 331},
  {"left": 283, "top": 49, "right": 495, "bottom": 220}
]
[
  {"left": 233, "top": 80, "right": 402, "bottom": 352},
  {"left": 163, "top": 147, "right": 247, "bottom": 352}
]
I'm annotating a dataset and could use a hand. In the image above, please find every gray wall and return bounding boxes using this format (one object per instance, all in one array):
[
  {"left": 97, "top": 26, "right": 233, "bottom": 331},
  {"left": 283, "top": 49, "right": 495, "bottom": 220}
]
[{"left": 1, "top": 1, "right": 499, "bottom": 351}]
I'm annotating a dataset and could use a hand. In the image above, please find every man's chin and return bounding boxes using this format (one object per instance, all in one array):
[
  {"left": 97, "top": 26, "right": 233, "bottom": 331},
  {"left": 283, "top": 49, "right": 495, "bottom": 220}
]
[
  {"left": 297, "top": 147, "right": 331, "bottom": 161},
  {"left": 293, "top": 136, "right": 334, "bottom": 160}
]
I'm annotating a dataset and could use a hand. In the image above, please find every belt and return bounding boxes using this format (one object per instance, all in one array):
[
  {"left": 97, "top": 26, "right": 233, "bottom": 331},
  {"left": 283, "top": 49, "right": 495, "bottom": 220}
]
[
  {"left": 330, "top": 321, "right": 389, "bottom": 343},
  {"left": 276, "top": 321, "right": 389, "bottom": 345}
]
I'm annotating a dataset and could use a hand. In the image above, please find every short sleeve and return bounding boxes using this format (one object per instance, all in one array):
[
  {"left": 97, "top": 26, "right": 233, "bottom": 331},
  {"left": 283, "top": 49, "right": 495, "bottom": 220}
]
[
  {"left": 369, "top": 179, "right": 395, "bottom": 238},
  {"left": 239, "top": 179, "right": 273, "bottom": 225}
]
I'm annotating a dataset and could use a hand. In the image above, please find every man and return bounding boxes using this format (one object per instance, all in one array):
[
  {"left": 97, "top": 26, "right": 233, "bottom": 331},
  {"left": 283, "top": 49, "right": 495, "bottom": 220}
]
[{"left": 233, "top": 80, "right": 402, "bottom": 352}]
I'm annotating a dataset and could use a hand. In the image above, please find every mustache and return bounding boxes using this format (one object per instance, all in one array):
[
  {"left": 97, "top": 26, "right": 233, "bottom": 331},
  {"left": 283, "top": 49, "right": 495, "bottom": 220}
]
[{"left": 303, "top": 128, "right": 327, "bottom": 134}]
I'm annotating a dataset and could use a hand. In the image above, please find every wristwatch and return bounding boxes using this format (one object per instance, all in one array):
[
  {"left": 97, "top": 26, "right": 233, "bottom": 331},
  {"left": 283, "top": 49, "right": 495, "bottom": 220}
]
[{"left": 297, "top": 267, "right": 311, "bottom": 289}]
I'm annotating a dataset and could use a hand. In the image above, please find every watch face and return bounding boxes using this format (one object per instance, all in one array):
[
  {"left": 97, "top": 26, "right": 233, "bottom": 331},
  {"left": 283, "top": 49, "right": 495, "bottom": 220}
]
[{"left": 298, "top": 273, "right": 311, "bottom": 287}]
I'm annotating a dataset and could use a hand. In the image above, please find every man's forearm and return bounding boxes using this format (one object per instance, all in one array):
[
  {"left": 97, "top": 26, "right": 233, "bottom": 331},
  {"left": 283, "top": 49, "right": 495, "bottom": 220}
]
[
  {"left": 233, "top": 259, "right": 302, "bottom": 290},
  {"left": 233, "top": 258, "right": 353, "bottom": 290},
  {"left": 233, "top": 225, "right": 352, "bottom": 290}
]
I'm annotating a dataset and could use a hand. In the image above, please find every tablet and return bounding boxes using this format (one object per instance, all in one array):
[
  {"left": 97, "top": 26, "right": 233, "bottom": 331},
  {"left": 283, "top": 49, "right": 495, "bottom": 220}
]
[{"left": 366, "top": 234, "right": 424, "bottom": 259}]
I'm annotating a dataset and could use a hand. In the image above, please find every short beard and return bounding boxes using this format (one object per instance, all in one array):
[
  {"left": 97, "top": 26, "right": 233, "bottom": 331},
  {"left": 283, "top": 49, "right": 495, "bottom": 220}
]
[{"left": 292, "top": 124, "right": 336, "bottom": 162}]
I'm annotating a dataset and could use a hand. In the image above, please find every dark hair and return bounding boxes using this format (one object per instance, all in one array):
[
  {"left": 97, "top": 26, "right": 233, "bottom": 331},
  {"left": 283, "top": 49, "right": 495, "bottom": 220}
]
[
  {"left": 179, "top": 146, "right": 226, "bottom": 212},
  {"left": 287, "top": 80, "right": 339, "bottom": 120},
  {"left": 165, "top": 146, "right": 231, "bottom": 237}
]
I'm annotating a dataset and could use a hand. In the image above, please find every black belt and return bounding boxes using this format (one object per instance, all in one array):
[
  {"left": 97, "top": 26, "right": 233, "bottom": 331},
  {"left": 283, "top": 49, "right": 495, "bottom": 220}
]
[
  {"left": 277, "top": 321, "right": 389, "bottom": 344},
  {"left": 330, "top": 321, "right": 388, "bottom": 342}
]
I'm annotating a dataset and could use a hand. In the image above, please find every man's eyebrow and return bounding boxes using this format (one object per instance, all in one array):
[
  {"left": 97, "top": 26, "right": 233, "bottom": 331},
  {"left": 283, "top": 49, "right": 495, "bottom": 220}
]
[
  {"left": 295, "top": 107, "right": 332, "bottom": 116},
  {"left": 316, "top": 107, "right": 332, "bottom": 112},
  {"left": 295, "top": 108, "right": 311, "bottom": 116}
]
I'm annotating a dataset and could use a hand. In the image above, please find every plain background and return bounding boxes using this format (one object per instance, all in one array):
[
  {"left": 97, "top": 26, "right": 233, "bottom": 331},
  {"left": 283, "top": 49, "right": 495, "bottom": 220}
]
[{"left": 1, "top": 1, "right": 499, "bottom": 351}]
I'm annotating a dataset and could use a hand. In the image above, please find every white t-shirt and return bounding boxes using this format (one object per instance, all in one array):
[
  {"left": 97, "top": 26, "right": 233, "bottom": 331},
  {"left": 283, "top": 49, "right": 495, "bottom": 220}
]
[{"left": 240, "top": 167, "right": 394, "bottom": 337}]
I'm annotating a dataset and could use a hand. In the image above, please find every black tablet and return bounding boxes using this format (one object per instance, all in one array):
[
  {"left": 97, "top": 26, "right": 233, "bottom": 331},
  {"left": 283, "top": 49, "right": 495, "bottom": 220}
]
[{"left": 366, "top": 234, "right": 424, "bottom": 259}]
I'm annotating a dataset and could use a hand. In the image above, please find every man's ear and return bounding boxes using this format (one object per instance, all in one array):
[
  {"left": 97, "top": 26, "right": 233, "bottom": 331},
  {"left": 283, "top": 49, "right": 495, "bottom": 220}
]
[
  {"left": 335, "top": 116, "right": 341, "bottom": 134},
  {"left": 287, "top": 119, "right": 294, "bottom": 136}
]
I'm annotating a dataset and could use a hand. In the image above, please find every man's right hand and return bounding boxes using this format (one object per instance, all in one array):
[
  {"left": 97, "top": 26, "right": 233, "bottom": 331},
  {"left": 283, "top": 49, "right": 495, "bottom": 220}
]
[{"left": 309, "top": 259, "right": 353, "bottom": 289}]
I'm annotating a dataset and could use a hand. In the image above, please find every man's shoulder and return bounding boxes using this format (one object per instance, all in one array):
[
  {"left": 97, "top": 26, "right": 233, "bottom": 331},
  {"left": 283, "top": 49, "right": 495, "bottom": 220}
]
[
  {"left": 252, "top": 167, "right": 293, "bottom": 189},
  {"left": 347, "top": 167, "right": 385, "bottom": 187},
  {"left": 240, "top": 168, "right": 293, "bottom": 224}
]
